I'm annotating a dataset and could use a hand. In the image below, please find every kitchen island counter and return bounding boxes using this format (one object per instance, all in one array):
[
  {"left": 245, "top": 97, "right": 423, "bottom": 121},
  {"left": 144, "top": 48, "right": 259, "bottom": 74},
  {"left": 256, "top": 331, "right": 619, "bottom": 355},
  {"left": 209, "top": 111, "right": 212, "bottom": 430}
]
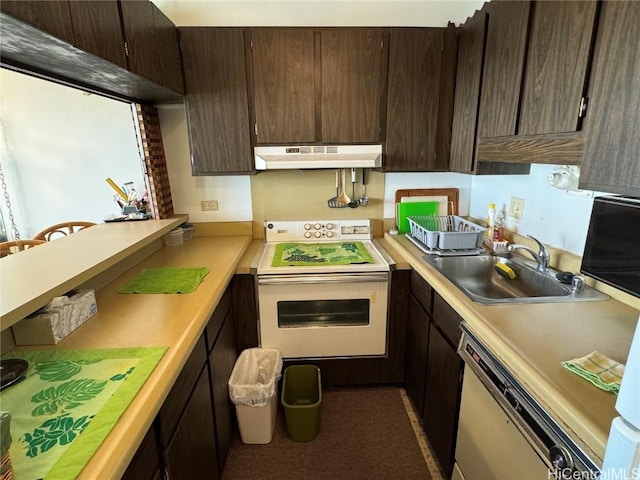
[
  {"left": 384, "top": 233, "right": 639, "bottom": 466},
  {"left": 7, "top": 234, "right": 252, "bottom": 479}
]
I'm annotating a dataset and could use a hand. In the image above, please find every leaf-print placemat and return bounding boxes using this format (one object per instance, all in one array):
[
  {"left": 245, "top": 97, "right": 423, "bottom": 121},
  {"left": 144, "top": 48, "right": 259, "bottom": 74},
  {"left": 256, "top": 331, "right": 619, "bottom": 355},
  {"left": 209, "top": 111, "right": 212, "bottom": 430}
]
[
  {"left": 0, "top": 347, "right": 166, "bottom": 479},
  {"left": 118, "top": 267, "right": 209, "bottom": 294},
  {"left": 271, "top": 242, "right": 375, "bottom": 267}
]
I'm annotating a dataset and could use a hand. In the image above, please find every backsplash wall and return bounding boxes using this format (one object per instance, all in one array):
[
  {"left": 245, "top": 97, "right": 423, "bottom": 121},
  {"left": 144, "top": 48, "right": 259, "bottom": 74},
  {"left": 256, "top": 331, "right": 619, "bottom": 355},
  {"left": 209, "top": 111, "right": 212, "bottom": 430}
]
[
  {"left": 158, "top": 103, "right": 599, "bottom": 255},
  {"left": 468, "top": 164, "right": 599, "bottom": 255}
]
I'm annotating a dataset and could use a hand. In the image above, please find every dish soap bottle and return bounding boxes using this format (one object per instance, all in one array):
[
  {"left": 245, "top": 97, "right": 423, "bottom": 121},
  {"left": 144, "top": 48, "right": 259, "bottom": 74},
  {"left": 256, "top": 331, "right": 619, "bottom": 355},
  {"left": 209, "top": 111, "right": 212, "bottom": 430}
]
[
  {"left": 493, "top": 209, "right": 505, "bottom": 241},
  {"left": 485, "top": 203, "right": 496, "bottom": 239}
]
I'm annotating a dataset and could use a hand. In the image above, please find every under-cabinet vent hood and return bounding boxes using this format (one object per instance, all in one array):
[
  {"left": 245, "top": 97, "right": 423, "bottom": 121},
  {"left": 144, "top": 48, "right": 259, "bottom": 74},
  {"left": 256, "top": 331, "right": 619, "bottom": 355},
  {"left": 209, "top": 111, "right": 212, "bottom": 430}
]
[{"left": 255, "top": 145, "right": 382, "bottom": 170}]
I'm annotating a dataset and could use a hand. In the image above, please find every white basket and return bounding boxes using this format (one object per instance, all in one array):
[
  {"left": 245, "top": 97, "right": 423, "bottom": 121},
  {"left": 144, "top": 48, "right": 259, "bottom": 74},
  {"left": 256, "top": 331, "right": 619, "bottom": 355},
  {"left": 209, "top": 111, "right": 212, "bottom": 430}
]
[{"left": 408, "top": 215, "right": 486, "bottom": 250}]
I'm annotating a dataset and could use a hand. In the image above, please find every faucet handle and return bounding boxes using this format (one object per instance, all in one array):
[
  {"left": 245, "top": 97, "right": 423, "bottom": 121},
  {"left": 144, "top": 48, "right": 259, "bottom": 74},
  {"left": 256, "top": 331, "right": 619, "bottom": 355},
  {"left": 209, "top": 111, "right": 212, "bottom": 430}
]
[{"left": 527, "top": 235, "right": 549, "bottom": 264}]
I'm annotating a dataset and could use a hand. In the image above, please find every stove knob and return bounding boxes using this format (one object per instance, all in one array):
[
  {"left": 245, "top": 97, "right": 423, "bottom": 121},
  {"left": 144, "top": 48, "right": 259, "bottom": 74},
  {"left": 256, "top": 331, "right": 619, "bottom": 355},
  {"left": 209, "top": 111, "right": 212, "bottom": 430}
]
[
  {"left": 304, "top": 231, "right": 312, "bottom": 238},
  {"left": 314, "top": 231, "right": 322, "bottom": 238},
  {"left": 326, "top": 231, "right": 334, "bottom": 238},
  {"left": 314, "top": 223, "right": 322, "bottom": 230},
  {"left": 304, "top": 223, "right": 311, "bottom": 230},
  {"left": 326, "top": 223, "right": 334, "bottom": 230}
]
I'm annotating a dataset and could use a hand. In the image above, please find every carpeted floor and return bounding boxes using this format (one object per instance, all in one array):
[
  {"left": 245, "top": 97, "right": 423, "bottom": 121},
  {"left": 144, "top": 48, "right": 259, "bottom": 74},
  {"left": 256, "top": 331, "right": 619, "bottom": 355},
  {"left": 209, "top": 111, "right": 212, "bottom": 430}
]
[{"left": 222, "top": 387, "right": 433, "bottom": 480}]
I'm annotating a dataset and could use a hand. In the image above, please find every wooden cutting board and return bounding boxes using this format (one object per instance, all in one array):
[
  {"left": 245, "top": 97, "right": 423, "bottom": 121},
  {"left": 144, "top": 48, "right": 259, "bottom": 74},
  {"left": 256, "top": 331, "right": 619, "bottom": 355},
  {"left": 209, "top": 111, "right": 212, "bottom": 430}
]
[{"left": 395, "top": 188, "right": 459, "bottom": 214}]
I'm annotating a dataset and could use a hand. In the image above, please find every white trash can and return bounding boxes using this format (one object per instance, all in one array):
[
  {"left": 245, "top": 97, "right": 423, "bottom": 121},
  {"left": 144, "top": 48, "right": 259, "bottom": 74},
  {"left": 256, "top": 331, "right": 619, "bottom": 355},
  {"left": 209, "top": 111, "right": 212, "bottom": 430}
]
[{"left": 228, "top": 348, "right": 282, "bottom": 444}]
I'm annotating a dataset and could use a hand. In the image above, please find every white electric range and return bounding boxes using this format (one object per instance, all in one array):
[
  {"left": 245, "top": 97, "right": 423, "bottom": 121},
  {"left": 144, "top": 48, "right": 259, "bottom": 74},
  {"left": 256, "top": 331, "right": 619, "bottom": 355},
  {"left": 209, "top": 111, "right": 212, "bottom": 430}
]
[{"left": 254, "top": 219, "right": 392, "bottom": 359}]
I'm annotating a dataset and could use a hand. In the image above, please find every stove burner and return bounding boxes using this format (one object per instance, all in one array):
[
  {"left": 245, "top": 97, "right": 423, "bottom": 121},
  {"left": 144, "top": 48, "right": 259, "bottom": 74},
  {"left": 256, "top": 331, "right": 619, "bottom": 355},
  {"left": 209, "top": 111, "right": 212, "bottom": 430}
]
[{"left": 0, "top": 358, "right": 29, "bottom": 391}]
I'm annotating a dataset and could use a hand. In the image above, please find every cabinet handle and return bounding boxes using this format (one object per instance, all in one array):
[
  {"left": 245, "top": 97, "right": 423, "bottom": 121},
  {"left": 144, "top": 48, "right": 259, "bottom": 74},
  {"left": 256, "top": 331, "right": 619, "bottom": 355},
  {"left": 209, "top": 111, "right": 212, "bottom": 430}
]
[{"left": 578, "top": 97, "right": 589, "bottom": 119}]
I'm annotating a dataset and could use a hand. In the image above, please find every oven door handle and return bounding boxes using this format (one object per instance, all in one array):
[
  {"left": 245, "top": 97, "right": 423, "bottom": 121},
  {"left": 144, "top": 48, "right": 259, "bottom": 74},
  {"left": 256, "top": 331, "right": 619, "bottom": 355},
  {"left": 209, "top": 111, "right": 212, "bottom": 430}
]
[{"left": 257, "top": 273, "right": 389, "bottom": 285}]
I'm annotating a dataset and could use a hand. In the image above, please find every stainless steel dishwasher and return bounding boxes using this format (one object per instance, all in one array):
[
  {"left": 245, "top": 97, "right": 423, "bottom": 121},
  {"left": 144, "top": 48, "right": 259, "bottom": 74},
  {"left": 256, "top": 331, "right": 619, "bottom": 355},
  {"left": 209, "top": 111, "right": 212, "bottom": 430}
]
[{"left": 453, "top": 323, "right": 599, "bottom": 480}]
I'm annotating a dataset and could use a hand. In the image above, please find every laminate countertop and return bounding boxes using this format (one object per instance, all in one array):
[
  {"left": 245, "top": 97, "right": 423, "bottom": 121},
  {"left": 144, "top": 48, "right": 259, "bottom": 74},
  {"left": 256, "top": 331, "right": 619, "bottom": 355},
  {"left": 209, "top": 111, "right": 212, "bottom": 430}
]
[
  {"left": 7, "top": 234, "right": 252, "bottom": 479},
  {"left": 384, "top": 233, "right": 639, "bottom": 466}
]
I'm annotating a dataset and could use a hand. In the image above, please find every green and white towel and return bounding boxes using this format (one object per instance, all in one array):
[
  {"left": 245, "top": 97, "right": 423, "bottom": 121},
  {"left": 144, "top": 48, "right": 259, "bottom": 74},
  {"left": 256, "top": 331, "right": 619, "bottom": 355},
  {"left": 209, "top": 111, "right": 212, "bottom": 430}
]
[
  {"left": 272, "top": 242, "right": 374, "bottom": 267},
  {"left": 0, "top": 347, "right": 166, "bottom": 479},
  {"left": 561, "top": 351, "right": 625, "bottom": 394}
]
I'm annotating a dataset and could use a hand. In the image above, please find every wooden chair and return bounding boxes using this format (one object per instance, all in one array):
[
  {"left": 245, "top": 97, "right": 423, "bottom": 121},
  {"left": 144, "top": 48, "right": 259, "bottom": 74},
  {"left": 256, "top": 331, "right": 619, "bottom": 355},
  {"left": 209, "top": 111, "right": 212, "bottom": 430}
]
[
  {"left": 33, "top": 221, "right": 96, "bottom": 241},
  {"left": 0, "top": 239, "right": 45, "bottom": 257}
]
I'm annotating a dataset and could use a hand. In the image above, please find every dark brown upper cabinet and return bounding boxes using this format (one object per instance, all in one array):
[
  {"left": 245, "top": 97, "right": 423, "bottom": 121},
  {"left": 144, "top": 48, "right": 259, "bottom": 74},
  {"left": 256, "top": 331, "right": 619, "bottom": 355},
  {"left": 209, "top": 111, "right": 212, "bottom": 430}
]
[
  {"left": 320, "top": 29, "right": 385, "bottom": 144},
  {"left": 385, "top": 27, "right": 456, "bottom": 172},
  {"left": 449, "top": 9, "right": 530, "bottom": 175},
  {"left": 580, "top": 1, "right": 640, "bottom": 197},
  {"left": 0, "top": 1, "right": 75, "bottom": 44},
  {"left": 476, "top": 1, "right": 531, "bottom": 139},
  {"left": 251, "top": 28, "right": 316, "bottom": 144},
  {"left": 518, "top": 1, "right": 598, "bottom": 136},
  {"left": 180, "top": 28, "right": 253, "bottom": 175},
  {"left": 68, "top": 1, "right": 127, "bottom": 69},
  {"left": 1, "top": 0, "right": 183, "bottom": 103},
  {"left": 449, "top": 11, "right": 486, "bottom": 173},
  {"left": 250, "top": 28, "right": 386, "bottom": 145},
  {"left": 120, "top": 0, "right": 184, "bottom": 94}
]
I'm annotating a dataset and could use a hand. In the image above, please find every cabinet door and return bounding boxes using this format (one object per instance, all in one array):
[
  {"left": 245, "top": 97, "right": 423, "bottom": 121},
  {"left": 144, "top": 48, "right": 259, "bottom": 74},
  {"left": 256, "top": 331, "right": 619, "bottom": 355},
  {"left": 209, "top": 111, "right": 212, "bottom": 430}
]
[
  {"left": 180, "top": 28, "right": 253, "bottom": 175},
  {"left": 477, "top": 1, "right": 531, "bottom": 138},
  {"left": 386, "top": 28, "right": 447, "bottom": 172},
  {"left": 580, "top": 1, "right": 640, "bottom": 197},
  {"left": 164, "top": 366, "right": 219, "bottom": 480},
  {"left": 209, "top": 310, "right": 237, "bottom": 472},
  {"left": 518, "top": 1, "right": 597, "bottom": 135},
  {"left": 251, "top": 28, "right": 316, "bottom": 144},
  {"left": 449, "top": 11, "right": 486, "bottom": 173},
  {"left": 67, "top": 1, "right": 126, "bottom": 69},
  {"left": 422, "top": 324, "right": 464, "bottom": 479},
  {"left": 321, "top": 29, "right": 384, "bottom": 143},
  {"left": 122, "top": 425, "right": 162, "bottom": 480},
  {"left": 120, "top": 1, "right": 183, "bottom": 94},
  {"left": 404, "top": 294, "right": 430, "bottom": 414},
  {"left": 0, "top": 0, "right": 74, "bottom": 44}
]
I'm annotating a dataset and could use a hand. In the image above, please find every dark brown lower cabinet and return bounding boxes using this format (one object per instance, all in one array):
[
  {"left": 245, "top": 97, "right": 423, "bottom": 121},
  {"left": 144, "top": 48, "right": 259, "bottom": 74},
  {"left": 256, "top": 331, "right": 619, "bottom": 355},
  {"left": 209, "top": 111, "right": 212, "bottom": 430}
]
[
  {"left": 404, "top": 294, "right": 430, "bottom": 413},
  {"left": 209, "top": 310, "right": 237, "bottom": 470},
  {"left": 422, "top": 323, "right": 464, "bottom": 479},
  {"left": 405, "top": 273, "right": 464, "bottom": 479},
  {"left": 164, "top": 364, "right": 219, "bottom": 479},
  {"left": 121, "top": 426, "right": 162, "bottom": 480}
]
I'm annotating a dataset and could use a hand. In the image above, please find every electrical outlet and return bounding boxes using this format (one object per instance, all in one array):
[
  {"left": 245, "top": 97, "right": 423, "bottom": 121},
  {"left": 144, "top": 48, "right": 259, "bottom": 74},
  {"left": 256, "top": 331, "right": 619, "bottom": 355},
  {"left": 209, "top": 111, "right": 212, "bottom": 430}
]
[
  {"left": 200, "top": 200, "right": 218, "bottom": 211},
  {"left": 509, "top": 197, "right": 524, "bottom": 219}
]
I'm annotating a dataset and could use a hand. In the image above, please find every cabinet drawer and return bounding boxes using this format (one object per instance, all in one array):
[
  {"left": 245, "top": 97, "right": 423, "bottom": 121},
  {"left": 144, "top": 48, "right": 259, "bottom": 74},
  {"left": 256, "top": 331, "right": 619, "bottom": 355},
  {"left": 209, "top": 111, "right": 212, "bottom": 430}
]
[
  {"left": 432, "top": 293, "right": 463, "bottom": 346},
  {"left": 205, "top": 286, "right": 232, "bottom": 352},
  {"left": 410, "top": 270, "right": 433, "bottom": 314},
  {"left": 158, "top": 335, "right": 208, "bottom": 445}
]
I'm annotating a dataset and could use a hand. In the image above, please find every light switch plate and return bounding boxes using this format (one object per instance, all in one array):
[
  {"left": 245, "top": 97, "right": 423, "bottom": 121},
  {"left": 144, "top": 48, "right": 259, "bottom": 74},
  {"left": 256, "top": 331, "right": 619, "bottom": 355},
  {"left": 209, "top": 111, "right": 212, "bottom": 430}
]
[{"left": 509, "top": 197, "right": 524, "bottom": 219}]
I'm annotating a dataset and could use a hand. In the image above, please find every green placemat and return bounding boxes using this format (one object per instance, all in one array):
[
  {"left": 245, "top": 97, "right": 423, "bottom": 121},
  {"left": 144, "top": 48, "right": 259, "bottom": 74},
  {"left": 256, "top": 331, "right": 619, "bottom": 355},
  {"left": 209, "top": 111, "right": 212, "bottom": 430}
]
[
  {"left": 272, "top": 242, "right": 374, "bottom": 267},
  {"left": 118, "top": 267, "right": 209, "bottom": 294},
  {"left": 0, "top": 347, "right": 167, "bottom": 479}
]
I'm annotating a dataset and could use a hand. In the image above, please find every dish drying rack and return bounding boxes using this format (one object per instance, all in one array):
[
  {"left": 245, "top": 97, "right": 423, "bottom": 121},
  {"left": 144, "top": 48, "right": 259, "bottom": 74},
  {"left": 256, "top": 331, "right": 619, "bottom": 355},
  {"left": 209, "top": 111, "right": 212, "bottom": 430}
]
[{"left": 406, "top": 215, "right": 487, "bottom": 255}]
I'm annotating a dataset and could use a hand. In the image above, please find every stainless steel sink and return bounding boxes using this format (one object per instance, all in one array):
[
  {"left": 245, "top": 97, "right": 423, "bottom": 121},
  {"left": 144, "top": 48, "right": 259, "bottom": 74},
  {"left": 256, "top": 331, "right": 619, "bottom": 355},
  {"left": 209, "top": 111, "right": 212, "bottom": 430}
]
[{"left": 423, "top": 254, "right": 609, "bottom": 304}]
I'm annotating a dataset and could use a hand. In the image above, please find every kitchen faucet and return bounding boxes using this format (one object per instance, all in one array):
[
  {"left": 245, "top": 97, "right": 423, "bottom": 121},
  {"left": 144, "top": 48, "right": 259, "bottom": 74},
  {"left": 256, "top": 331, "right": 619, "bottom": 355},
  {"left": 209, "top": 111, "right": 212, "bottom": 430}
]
[{"left": 507, "top": 235, "right": 550, "bottom": 272}]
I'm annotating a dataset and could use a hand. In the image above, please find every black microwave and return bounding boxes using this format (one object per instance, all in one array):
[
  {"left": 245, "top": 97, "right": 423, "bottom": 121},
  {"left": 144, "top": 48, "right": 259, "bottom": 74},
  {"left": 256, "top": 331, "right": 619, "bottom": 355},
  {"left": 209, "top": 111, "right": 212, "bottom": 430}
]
[{"left": 581, "top": 196, "right": 640, "bottom": 298}]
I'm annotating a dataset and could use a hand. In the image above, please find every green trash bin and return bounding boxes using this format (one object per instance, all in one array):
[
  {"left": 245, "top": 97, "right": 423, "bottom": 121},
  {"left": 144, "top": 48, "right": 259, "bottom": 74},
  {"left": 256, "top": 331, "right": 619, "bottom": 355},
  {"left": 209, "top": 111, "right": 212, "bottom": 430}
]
[{"left": 281, "top": 365, "right": 322, "bottom": 442}]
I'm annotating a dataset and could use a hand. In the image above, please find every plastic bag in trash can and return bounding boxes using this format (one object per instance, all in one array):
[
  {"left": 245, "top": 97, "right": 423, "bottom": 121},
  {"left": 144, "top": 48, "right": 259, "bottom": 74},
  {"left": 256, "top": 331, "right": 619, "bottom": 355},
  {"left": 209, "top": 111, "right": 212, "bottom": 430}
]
[{"left": 228, "top": 348, "right": 283, "bottom": 407}]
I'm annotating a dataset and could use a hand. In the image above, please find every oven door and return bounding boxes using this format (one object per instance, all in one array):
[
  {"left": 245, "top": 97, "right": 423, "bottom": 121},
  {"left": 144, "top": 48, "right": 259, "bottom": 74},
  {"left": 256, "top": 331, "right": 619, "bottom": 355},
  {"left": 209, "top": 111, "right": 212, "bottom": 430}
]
[{"left": 257, "top": 273, "right": 389, "bottom": 359}]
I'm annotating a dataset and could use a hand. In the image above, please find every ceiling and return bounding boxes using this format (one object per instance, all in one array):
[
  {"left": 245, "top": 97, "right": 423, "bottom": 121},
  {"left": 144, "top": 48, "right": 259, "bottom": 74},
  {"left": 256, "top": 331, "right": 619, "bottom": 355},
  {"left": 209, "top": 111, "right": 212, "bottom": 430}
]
[{"left": 150, "top": 0, "right": 485, "bottom": 27}]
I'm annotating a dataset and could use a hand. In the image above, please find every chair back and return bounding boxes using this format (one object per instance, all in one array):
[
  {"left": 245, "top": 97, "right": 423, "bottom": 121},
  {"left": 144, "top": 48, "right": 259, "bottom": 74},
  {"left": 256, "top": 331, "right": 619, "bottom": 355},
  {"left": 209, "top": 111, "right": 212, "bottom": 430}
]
[
  {"left": 33, "top": 221, "right": 96, "bottom": 241},
  {"left": 0, "top": 239, "right": 45, "bottom": 257}
]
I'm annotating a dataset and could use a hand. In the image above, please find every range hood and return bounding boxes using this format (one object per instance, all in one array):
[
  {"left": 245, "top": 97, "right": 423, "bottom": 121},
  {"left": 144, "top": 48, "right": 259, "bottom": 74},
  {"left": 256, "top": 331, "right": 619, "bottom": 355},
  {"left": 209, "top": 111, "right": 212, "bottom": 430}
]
[{"left": 255, "top": 145, "right": 382, "bottom": 170}]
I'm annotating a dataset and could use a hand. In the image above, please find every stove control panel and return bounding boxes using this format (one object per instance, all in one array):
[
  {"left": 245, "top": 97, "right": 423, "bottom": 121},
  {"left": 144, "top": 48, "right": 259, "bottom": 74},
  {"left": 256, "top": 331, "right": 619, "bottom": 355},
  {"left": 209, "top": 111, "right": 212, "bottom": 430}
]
[{"left": 264, "top": 219, "right": 372, "bottom": 242}]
